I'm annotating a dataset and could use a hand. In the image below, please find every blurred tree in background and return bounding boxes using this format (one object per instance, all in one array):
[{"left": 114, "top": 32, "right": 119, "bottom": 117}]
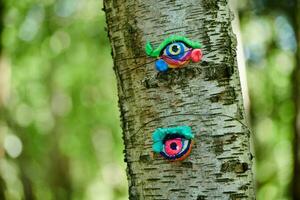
[
  {"left": 239, "top": 0, "right": 299, "bottom": 199},
  {"left": 0, "top": 0, "right": 299, "bottom": 199}
]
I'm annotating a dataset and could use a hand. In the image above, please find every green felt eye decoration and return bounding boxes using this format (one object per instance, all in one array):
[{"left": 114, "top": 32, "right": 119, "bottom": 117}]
[{"left": 145, "top": 36, "right": 203, "bottom": 72}]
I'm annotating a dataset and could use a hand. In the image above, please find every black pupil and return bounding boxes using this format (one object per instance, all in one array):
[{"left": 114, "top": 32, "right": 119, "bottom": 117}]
[
  {"left": 170, "top": 142, "right": 177, "bottom": 150},
  {"left": 171, "top": 45, "right": 179, "bottom": 53}
]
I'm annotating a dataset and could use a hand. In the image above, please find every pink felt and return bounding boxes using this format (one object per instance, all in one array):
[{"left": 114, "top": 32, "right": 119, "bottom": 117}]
[
  {"left": 164, "top": 138, "right": 182, "bottom": 156},
  {"left": 191, "top": 49, "right": 203, "bottom": 62}
]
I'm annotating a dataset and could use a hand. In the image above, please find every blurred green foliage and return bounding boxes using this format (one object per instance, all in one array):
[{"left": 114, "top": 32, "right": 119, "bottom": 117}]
[
  {"left": 1, "top": 0, "right": 128, "bottom": 199},
  {"left": 240, "top": 6, "right": 297, "bottom": 200},
  {"left": 0, "top": 0, "right": 298, "bottom": 200}
]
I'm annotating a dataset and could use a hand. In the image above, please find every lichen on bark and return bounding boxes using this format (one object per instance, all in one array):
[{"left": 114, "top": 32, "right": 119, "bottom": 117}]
[{"left": 104, "top": 0, "right": 254, "bottom": 199}]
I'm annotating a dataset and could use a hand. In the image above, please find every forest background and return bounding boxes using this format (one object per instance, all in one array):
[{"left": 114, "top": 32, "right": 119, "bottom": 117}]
[{"left": 0, "top": 0, "right": 298, "bottom": 199}]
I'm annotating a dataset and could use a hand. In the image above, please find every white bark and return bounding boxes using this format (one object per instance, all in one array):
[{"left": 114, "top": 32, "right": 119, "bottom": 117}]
[{"left": 104, "top": 0, "right": 254, "bottom": 199}]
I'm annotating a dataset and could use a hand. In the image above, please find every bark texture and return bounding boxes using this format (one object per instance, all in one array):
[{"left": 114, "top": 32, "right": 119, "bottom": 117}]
[{"left": 104, "top": 0, "right": 254, "bottom": 199}]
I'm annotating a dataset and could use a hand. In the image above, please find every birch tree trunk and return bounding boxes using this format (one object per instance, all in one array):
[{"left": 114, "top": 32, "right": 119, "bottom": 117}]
[{"left": 103, "top": 0, "right": 254, "bottom": 199}]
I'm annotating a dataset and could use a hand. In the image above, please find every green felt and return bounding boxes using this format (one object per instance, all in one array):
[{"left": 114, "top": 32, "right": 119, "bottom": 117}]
[{"left": 145, "top": 35, "right": 202, "bottom": 57}]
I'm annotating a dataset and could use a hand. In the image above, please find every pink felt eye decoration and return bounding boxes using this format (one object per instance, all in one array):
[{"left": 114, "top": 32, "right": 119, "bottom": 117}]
[
  {"left": 152, "top": 126, "right": 194, "bottom": 161},
  {"left": 164, "top": 138, "right": 183, "bottom": 156}
]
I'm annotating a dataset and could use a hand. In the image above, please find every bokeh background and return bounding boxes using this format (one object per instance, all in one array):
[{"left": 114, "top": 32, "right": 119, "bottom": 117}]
[{"left": 0, "top": 0, "right": 298, "bottom": 200}]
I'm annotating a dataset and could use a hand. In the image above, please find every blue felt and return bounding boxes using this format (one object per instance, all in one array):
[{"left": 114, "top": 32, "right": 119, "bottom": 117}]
[
  {"left": 155, "top": 59, "right": 169, "bottom": 72},
  {"left": 165, "top": 42, "right": 186, "bottom": 59}
]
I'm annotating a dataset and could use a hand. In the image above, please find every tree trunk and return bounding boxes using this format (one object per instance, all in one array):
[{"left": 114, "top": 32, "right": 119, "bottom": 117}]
[
  {"left": 292, "top": 0, "right": 300, "bottom": 199},
  {"left": 104, "top": 0, "right": 254, "bottom": 199}
]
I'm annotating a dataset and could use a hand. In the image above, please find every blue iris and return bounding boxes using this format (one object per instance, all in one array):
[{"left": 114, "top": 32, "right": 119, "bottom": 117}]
[{"left": 165, "top": 42, "right": 186, "bottom": 59}]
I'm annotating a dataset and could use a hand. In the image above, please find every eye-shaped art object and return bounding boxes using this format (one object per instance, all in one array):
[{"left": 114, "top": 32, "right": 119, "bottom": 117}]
[
  {"left": 145, "top": 36, "right": 203, "bottom": 72},
  {"left": 152, "top": 126, "right": 194, "bottom": 161}
]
